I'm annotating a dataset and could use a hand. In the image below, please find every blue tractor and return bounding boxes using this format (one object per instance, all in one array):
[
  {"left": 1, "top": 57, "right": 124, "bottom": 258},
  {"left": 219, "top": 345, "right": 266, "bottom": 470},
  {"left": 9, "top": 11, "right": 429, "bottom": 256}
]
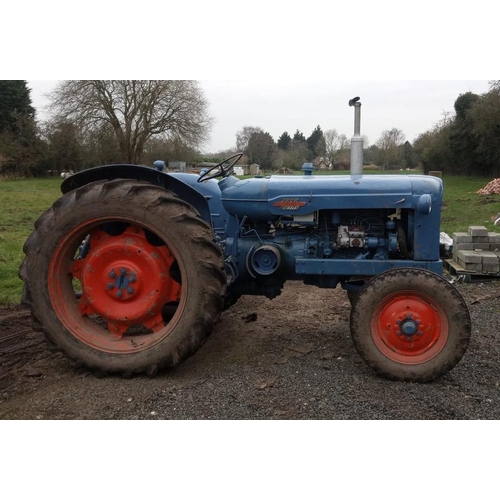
[{"left": 20, "top": 98, "right": 471, "bottom": 382}]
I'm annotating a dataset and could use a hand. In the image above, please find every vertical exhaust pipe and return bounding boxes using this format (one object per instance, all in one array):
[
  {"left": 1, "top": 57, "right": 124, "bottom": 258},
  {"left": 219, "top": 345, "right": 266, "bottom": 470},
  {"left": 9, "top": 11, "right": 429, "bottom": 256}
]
[{"left": 349, "top": 97, "right": 363, "bottom": 177}]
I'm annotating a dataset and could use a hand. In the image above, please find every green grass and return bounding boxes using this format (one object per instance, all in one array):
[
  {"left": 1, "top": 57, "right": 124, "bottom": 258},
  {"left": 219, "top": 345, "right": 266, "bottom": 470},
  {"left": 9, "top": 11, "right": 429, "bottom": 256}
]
[
  {"left": 440, "top": 175, "right": 500, "bottom": 235},
  {"left": 0, "top": 173, "right": 499, "bottom": 305},
  {"left": 0, "top": 178, "right": 63, "bottom": 304}
]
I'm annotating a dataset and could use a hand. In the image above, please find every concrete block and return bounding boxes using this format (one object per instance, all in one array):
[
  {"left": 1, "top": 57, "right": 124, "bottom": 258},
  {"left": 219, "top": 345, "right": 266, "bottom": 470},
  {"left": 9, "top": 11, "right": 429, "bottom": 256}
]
[
  {"left": 455, "top": 243, "right": 474, "bottom": 251},
  {"left": 473, "top": 243, "right": 491, "bottom": 251},
  {"left": 468, "top": 226, "right": 488, "bottom": 237},
  {"left": 457, "top": 259, "right": 482, "bottom": 271},
  {"left": 490, "top": 244, "right": 500, "bottom": 252},
  {"left": 473, "top": 236, "right": 490, "bottom": 243},
  {"left": 453, "top": 232, "right": 472, "bottom": 243},
  {"left": 457, "top": 250, "right": 482, "bottom": 263},
  {"left": 488, "top": 232, "right": 500, "bottom": 244},
  {"left": 481, "top": 252, "right": 500, "bottom": 265},
  {"left": 483, "top": 264, "right": 500, "bottom": 273}
]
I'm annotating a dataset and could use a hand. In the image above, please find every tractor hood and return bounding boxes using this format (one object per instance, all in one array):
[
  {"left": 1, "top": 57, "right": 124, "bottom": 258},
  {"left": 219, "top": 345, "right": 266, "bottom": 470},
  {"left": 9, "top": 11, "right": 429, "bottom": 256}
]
[{"left": 219, "top": 174, "right": 442, "bottom": 220}]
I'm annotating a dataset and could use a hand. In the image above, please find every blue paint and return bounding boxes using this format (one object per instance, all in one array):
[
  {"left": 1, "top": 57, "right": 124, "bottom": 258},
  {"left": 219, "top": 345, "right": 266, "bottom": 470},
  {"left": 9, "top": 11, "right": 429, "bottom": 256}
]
[
  {"left": 401, "top": 320, "right": 418, "bottom": 336},
  {"left": 63, "top": 164, "right": 445, "bottom": 297}
]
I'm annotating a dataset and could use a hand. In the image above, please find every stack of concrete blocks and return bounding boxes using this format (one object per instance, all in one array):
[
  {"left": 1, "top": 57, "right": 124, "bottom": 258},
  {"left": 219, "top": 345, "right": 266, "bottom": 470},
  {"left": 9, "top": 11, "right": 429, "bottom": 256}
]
[{"left": 452, "top": 226, "right": 500, "bottom": 274}]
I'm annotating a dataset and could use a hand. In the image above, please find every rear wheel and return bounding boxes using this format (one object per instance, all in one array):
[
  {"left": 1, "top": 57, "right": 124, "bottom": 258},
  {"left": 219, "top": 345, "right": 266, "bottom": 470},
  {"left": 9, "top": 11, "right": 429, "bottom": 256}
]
[
  {"left": 19, "top": 179, "right": 226, "bottom": 376},
  {"left": 350, "top": 268, "right": 471, "bottom": 382}
]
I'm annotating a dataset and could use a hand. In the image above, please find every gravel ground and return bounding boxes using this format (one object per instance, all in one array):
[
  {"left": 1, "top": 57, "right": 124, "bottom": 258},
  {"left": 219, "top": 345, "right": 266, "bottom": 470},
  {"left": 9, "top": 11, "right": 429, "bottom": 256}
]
[{"left": 1, "top": 279, "right": 500, "bottom": 420}]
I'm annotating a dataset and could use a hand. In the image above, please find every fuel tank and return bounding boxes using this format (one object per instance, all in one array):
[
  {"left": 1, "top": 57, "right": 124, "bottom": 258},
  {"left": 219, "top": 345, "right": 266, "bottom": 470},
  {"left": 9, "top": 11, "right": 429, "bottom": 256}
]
[{"left": 219, "top": 174, "right": 442, "bottom": 220}]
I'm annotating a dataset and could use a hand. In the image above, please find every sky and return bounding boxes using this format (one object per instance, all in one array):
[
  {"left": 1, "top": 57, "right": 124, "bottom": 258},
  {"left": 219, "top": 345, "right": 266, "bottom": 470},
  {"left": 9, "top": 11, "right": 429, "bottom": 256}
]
[{"left": 27, "top": 80, "right": 492, "bottom": 154}]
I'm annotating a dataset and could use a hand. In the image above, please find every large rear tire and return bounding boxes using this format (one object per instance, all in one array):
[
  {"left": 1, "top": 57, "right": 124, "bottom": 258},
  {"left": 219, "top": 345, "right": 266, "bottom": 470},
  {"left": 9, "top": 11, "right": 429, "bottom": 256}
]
[
  {"left": 350, "top": 268, "right": 471, "bottom": 382},
  {"left": 19, "top": 179, "right": 226, "bottom": 376}
]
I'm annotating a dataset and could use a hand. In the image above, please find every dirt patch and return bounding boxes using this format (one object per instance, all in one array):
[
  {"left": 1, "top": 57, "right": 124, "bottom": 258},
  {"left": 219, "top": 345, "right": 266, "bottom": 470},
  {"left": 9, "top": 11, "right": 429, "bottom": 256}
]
[
  {"left": 1, "top": 280, "right": 500, "bottom": 420},
  {"left": 0, "top": 305, "right": 53, "bottom": 393},
  {"left": 476, "top": 197, "right": 499, "bottom": 205}
]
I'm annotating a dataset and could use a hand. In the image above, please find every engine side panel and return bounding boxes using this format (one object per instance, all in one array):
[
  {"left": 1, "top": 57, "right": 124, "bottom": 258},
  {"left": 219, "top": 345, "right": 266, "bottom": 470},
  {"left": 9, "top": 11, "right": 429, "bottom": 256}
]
[{"left": 221, "top": 174, "right": 442, "bottom": 215}]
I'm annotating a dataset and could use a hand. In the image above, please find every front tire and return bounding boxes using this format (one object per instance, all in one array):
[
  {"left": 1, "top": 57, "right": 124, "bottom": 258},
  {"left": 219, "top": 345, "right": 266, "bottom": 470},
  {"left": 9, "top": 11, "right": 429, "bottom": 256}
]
[
  {"left": 350, "top": 268, "right": 471, "bottom": 382},
  {"left": 346, "top": 290, "right": 359, "bottom": 307},
  {"left": 19, "top": 179, "right": 226, "bottom": 376}
]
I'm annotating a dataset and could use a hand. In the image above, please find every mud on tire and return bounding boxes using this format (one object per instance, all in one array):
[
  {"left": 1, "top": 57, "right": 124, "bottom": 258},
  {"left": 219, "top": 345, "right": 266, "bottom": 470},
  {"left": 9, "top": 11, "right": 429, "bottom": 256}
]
[
  {"left": 350, "top": 268, "right": 471, "bottom": 382},
  {"left": 19, "top": 179, "right": 226, "bottom": 376}
]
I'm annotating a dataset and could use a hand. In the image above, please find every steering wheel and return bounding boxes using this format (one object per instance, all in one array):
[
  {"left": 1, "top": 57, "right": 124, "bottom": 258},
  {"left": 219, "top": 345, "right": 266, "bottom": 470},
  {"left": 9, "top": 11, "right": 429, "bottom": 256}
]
[{"left": 197, "top": 153, "right": 243, "bottom": 182}]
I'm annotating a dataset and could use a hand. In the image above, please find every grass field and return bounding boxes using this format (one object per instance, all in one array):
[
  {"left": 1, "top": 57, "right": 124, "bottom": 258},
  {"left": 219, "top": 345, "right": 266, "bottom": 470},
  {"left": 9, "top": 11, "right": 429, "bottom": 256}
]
[
  {"left": 1, "top": 173, "right": 499, "bottom": 304},
  {"left": 0, "top": 178, "right": 62, "bottom": 304}
]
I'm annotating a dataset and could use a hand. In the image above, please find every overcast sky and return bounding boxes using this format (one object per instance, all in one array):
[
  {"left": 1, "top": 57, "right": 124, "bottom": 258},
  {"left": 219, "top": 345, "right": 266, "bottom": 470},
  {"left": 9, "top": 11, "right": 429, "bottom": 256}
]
[{"left": 28, "top": 80, "right": 491, "bottom": 154}]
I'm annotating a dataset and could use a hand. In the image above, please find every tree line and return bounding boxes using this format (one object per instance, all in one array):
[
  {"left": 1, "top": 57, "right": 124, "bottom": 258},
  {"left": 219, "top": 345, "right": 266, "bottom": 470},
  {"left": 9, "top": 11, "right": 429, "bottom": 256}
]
[
  {"left": 413, "top": 81, "right": 500, "bottom": 177},
  {"left": 233, "top": 123, "right": 415, "bottom": 172},
  {"left": 220, "top": 83, "right": 500, "bottom": 175},
  {"left": 0, "top": 80, "right": 212, "bottom": 177},
  {"left": 2, "top": 80, "right": 499, "bottom": 178},
  {"left": 234, "top": 125, "right": 337, "bottom": 171}
]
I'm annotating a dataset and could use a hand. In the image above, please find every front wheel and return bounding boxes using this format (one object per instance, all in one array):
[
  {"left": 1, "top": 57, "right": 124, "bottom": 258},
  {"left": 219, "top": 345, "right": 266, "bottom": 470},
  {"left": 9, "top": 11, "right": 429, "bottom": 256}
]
[
  {"left": 19, "top": 179, "right": 226, "bottom": 376},
  {"left": 350, "top": 268, "right": 471, "bottom": 382},
  {"left": 346, "top": 290, "right": 359, "bottom": 307}
]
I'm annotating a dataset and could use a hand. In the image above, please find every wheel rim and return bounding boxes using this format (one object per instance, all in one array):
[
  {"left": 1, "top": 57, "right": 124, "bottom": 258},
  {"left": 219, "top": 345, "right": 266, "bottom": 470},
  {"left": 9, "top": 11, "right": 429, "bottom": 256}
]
[
  {"left": 370, "top": 291, "right": 449, "bottom": 365},
  {"left": 48, "top": 217, "right": 185, "bottom": 354}
]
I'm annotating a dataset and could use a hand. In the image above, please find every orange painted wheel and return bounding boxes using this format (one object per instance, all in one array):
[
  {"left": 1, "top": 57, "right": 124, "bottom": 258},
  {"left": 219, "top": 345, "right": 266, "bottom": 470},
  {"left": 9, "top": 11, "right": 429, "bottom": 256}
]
[
  {"left": 350, "top": 268, "right": 471, "bottom": 382},
  {"left": 20, "top": 180, "right": 226, "bottom": 376},
  {"left": 371, "top": 291, "right": 448, "bottom": 365},
  {"left": 48, "top": 221, "right": 183, "bottom": 353}
]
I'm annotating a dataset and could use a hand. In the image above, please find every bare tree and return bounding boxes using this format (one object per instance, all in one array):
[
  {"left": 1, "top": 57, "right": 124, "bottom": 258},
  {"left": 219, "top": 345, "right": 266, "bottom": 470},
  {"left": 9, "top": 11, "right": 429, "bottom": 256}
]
[
  {"left": 324, "top": 129, "right": 349, "bottom": 167},
  {"left": 48, "top": 80, "right": 213, "bottom": 164},
  {"left": 376, "top": 128, "right": 406, "bottom": 169},
  {"left": 488, "top": 80, "right": 500, "bottom": 91},
  {"left": 236, "top": 126, "right": 263, "bottom": 152}
]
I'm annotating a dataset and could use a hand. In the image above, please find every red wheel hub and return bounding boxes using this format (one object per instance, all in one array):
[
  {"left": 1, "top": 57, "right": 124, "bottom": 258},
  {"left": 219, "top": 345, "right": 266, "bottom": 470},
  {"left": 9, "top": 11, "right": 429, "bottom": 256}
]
[
  {"left": 48, "top": 220, "right": 184, "bottom": 353},
  {"left": 74, "top": 226, "right": 180, "bottom": 336},
  {"left": 371, "top": 291, "right": 448, "bottom": 364}
]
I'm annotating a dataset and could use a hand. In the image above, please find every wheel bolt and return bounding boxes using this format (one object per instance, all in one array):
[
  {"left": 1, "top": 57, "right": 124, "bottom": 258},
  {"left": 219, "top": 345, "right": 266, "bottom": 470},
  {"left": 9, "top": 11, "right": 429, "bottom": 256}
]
[
  {"left": 109, "top": 270, "right": 116, "bottom": 278},
  {"left": 127, "top": 287, "right": 134, "bottom": 294},
  {"left": 396, "top": 320, "right": 401, "bottom": 325},
  {"left": 397, "top": 331, "right": 402, "bottom": 336},
  {"left": 120, "top": 268, "right": 127, "bottom": 276},
  {"left": 107, "top": 283, "right": 114, "bottom": 290},
  {"left": 406, "top": 313, "right": 412, "bottom": 319},
  {"left": 406, "top": 336, "right": 413, "bottom": 341},
  {"left": 416, "top": 320, "right": 422, "bottom": 325},
  {"left": 129, "top": 275, "right": 136, "bottom": 283},
  {"left": 116, "top": 291, "right": 122, "bottom": 298}
]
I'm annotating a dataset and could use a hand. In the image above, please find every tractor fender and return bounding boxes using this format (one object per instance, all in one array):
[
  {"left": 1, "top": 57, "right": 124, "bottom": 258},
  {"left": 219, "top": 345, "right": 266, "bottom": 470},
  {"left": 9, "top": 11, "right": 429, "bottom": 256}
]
[{"left": 60, "top": 164, "right": 213, "bottom": 225}]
